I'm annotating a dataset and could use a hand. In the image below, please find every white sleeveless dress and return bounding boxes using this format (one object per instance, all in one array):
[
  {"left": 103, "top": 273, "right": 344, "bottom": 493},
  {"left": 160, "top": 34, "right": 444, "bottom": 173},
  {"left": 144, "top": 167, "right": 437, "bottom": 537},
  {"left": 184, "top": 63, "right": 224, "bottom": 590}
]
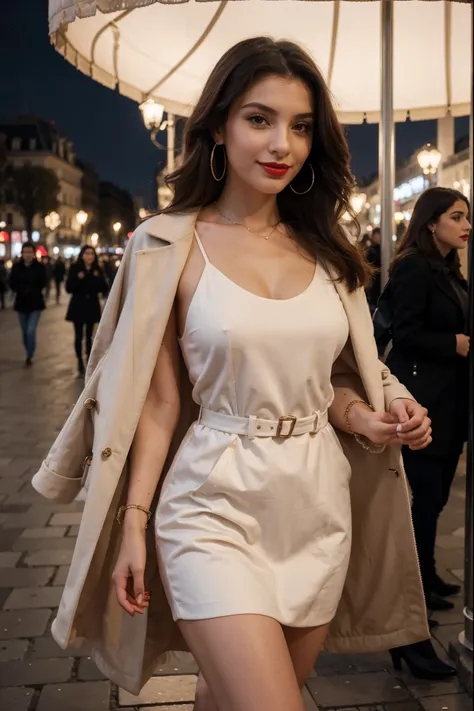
[{"left": 155, "top": 232, "right": 352, "bottom": 627}]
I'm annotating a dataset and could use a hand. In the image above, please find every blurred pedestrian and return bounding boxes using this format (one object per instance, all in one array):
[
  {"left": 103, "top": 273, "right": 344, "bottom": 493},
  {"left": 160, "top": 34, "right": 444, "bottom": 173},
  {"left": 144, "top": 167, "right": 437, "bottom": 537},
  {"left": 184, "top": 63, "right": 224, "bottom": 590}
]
[
  {"left": 101, "top": 253, "right": 117, "bottom": 290},
  {"left": 52, "top": 256, "right": 66, "bottom": 304},
  {"left": 66, "top": 245, "right": 108, "bottom": 377},
  {"left": 365, "top": 227, "right": 381, "bottom": 312},
  {"left": 387, "top": 187, "right": 470, "bottom": 609},
  {"left": 0, "top": 258, "right": 8, "bottom": 309},
  {"left": 42, "top": 256, "right": 53, "bottom": 302},
  {"left": 9, "top": 242, "right": 46, "bottom": 366}
]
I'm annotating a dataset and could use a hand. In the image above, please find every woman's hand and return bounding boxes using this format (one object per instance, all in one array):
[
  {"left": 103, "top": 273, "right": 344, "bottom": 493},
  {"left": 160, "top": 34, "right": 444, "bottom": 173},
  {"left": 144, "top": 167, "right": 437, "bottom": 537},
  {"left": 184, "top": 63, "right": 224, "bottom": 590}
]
[
  {"left": 112, "top": 520, "right": 150, "bottom": 616},
  {"left": 348, "top": 403, "right": 400, "bottom": 445},
  {"left": 456, "top": 334, "right": 470, "bottom": 358},
  {"left": 78, "top": 271, "right": 85, "bottom": 280},
  {"left": 388, "top": 398, "right": 432, "bottom": 451}
]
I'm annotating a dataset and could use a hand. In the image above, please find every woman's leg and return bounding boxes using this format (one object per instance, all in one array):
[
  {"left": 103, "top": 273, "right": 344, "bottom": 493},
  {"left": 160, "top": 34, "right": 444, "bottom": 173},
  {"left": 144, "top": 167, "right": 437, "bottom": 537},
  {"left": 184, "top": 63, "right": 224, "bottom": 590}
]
[
  {"left": 283, "top": 623, "right": 330, "bottom": 687},
  {"left": 73, "top": 322, "right": 83, "bottom": 360},
  {"left": 402, "top": 448, "right": 444, "bottom": 594},
  {"left": 85, "top": 321, "right": 95, "bottom": 359},
  {"left": 178, "top": 615, "right": 305, "bottom": 711}
]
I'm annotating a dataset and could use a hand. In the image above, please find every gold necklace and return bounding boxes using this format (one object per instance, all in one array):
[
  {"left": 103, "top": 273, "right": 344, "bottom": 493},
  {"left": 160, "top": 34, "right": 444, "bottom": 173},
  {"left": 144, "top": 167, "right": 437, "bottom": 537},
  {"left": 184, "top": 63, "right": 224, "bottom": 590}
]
[{"left": 214, "top": 203, "right": 281, "bottom": 241}]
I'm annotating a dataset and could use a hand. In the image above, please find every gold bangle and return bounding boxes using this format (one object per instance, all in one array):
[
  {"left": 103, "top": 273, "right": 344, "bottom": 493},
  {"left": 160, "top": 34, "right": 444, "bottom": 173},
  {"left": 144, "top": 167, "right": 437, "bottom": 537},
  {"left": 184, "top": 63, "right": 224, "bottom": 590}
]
[
  {"left": 117, "top": 504, "right": 152, "bottom": 528},
  {"left": 344, "top": 399, "right": 373, "bottom": 433}
]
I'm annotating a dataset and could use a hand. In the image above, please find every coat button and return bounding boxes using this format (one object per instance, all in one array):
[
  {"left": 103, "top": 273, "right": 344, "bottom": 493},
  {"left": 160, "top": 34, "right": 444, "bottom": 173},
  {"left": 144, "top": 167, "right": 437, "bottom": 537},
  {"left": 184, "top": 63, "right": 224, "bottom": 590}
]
[
  {"left": 83, "top": 398, "right": 97, "bottom": 410},
  {"left": 101, "top": 447, "right": 112, "bottom": 460}
]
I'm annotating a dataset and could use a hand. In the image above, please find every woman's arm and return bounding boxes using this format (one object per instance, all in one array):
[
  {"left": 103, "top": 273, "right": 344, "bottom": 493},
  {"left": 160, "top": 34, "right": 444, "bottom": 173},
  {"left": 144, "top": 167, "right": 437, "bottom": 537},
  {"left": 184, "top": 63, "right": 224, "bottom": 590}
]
[
  {"left": 122, "top": 307, "right": 181, "bottom": 530},
  {"left": 65, "top": 266, "right": 81, "bottom": 294},
  {"left": 391, "top": 256, "right": 457, "bottom": 359}
]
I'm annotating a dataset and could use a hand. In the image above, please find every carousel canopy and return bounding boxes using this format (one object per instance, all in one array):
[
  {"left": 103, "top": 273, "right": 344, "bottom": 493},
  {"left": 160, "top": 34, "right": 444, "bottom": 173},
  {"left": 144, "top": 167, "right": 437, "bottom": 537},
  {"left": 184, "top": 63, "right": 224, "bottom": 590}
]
[{"left": 49, "top": 0, "right": 472, "bottom": 123}]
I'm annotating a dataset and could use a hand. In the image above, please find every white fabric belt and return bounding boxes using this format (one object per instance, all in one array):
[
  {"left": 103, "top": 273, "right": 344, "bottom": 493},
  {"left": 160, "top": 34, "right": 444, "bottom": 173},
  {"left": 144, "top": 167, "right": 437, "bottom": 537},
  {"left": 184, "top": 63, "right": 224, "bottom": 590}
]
[{"left": 198, "top": 408, "right": 329, "bottom": 439}]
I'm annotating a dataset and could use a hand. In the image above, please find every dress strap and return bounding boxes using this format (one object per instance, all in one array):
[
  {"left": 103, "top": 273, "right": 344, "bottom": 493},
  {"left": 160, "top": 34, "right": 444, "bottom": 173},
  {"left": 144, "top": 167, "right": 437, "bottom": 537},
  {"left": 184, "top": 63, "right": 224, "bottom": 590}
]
[{"left": 193, "top": 229, "right": 210, "bottom": 264}]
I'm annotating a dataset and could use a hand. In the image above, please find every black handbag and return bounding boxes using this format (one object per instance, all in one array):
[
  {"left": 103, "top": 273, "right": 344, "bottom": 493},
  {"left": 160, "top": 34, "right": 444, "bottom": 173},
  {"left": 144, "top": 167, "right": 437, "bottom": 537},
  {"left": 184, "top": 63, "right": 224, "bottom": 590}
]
[{"left": 373, "top": 281, "right": 393, "bottom": 357}]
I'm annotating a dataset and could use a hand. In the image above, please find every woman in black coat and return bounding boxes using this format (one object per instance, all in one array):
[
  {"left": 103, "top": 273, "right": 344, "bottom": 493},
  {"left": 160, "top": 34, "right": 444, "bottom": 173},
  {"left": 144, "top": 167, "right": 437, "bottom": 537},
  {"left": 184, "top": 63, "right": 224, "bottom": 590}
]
[
  {"left": 387, "top": 188, "right": 470, "bottom": 607},
  {"left": 66, "top": 245, "right": 108, "bottom": 376}
]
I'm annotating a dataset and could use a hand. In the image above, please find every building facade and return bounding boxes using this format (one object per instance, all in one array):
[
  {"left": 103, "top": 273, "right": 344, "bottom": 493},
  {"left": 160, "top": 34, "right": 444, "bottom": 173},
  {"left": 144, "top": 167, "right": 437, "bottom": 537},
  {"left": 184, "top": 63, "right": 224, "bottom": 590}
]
[{"left": 0, "top": 117, "right": 85, "bottom": 257}]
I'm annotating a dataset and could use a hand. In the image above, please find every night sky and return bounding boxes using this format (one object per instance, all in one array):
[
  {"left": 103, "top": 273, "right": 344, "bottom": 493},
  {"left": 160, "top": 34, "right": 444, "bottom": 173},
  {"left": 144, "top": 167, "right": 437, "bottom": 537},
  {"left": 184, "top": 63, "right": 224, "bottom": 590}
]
[{"left": 2, "top": 0, "right": 469, "bottom": 207}]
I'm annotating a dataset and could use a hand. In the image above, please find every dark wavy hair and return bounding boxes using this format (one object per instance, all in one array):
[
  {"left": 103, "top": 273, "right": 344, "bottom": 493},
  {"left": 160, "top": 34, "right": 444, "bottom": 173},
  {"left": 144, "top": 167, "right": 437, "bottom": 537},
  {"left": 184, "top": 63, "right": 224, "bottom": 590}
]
[
  {"left": 77, "top": 245, "right": 100, "bottom": 271},
  {"left": 163, "top": 37, "right": 370, "bottom": 292},
  {"left": 390, "top": 187, "right": 470, "bottom": 279}
]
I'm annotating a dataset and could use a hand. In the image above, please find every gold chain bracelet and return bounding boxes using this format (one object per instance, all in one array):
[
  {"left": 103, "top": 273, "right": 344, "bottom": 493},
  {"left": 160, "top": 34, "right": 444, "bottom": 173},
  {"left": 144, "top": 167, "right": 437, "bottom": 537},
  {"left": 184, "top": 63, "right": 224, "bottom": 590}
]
[
  {"left": 344, "top": 399, "right": 385, "bottom": 454},
  {"left": 117, "top": 504, "right": 152, "bottom": 528}
]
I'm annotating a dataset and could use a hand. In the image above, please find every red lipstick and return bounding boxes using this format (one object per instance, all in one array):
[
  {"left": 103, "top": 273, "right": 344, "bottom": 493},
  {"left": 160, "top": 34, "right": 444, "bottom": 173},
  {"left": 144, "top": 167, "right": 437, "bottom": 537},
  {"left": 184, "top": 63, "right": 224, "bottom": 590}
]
[{"left": 259, "top": 162, "right": 290, "bottom": 177}]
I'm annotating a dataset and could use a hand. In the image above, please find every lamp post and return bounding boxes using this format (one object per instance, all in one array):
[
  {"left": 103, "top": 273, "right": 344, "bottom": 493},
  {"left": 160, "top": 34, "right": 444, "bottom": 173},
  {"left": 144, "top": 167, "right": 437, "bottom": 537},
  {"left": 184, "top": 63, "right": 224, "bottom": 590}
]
[
  {"left": 112, "top": 222, "right": 122, "bottom": 242},
  {"left": 350, "top": 191, "right": 367, "bottom": 217},
  {"left": 139, "top": 98, "right": 176, "bottom": 174},
  {"left": 44, "top": 211, "right": 61, "bottom": 252},
  {"left": 76, "top": 210, "right": 89, "bottom": 240},
  {"left": 90, "top": 233, "right": 99, "bottom": 248},
  {"left": 416, "top": 144, "right": 442, "bottom": 188}
]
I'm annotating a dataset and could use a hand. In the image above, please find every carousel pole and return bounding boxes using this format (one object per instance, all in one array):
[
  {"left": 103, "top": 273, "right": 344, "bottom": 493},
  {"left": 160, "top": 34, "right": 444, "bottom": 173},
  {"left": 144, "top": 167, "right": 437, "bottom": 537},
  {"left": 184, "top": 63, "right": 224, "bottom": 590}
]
[
  {"left": 459, "top": 0, "right": 473, "bottom": 653},
  {"left": 379, "top": 0, "right": 395, "bottom": 289}
]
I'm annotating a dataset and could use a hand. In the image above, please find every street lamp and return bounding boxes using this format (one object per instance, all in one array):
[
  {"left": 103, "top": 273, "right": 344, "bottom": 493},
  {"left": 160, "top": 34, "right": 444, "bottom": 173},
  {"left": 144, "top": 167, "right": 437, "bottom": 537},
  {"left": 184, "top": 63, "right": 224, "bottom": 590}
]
[
  {"left": 76, "top": 210, "right": 89, "bottom": 239},
  {"left": 90, "top": 233, "right": 99, "bottom": 248},
  {"left": 350, "top": 192, "right": 367, "bottom": 215},
  {"left": 139, "top": 98, "right": 176, "bottom": 173},
  {"left": 113, "top": 222, "right": 122, "bottom": 237},
  {"left": 417, "top": 144, "right": 442, "bottom": 187},
  {"left": 44, "top": 211, "right": 61, "bottom": 251}
]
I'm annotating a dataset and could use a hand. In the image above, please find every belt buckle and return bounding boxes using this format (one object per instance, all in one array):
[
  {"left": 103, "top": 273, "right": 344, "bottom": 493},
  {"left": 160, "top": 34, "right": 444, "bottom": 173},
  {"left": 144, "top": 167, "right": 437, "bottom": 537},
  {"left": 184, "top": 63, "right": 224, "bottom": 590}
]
[{"left": 276, "top": 415, "right": 297, "bottom": 438}]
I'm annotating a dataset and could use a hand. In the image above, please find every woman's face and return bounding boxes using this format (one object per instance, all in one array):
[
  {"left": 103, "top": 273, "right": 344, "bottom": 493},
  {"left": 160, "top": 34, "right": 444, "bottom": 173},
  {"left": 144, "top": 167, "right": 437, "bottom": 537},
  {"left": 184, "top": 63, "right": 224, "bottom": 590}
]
[
  {"left": 219, "top": 74, "right": 314, "bottom": 195},
  {"left": 83, "top": 249, "right": 95, "bottom": 267},
  {"left": 431, "top": 199, "right": 471, "bottom": 254}
]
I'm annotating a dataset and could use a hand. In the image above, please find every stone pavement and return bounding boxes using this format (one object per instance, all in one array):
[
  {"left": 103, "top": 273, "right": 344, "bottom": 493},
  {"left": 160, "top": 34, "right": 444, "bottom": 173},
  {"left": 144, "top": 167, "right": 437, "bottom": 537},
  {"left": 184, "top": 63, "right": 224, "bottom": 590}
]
[{"left": 0, "top": 300, "right": 470, "bottom": 711}]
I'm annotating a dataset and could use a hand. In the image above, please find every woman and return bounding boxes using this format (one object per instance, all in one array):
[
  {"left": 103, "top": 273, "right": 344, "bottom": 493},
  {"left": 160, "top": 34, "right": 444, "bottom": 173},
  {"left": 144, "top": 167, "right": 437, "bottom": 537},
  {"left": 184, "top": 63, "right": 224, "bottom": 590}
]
[
  {"left": 33, "top": 39, "right": 432, "bottom": 709},
  {"left": 66, "top": 245, "right": 108, "bottom": 376},
  {"left": 386, "top": 188, "right": 470, "bottom": 614}
]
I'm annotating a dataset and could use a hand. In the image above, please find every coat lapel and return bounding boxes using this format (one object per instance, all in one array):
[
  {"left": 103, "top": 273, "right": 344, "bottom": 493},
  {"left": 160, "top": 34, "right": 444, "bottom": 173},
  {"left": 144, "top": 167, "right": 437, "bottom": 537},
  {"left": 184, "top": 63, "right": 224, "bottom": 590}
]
[{"left": 333, "top": 276, "right": 385, "bottom": 411}]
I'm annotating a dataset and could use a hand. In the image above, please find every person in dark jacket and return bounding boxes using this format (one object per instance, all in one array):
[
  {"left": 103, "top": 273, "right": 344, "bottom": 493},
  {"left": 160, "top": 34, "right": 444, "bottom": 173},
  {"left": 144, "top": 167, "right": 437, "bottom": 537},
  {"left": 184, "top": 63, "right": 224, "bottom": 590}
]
[
  {"left": 0, "top": 258, "right": 8, "bottom": 309},
  {"left": 387, "top": 188, "right": 470, "bottom": 604},
  {"left": 66, "top": 245, "right": 108, "bottom": 376},
  {"left": 52, "top": 257, "right": 67, "bottom": 304},
  {"left": 365, "top": 227, "right": 381, "bottom": 312},
  {"left": 9, "top": 242, "right": 47, "bottom": 366}
]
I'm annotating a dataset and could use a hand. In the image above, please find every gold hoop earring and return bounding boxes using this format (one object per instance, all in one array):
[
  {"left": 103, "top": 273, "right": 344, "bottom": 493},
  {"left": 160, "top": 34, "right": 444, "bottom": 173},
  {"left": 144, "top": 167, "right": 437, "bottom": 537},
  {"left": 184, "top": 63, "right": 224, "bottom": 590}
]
[
  {"left": 210, "top": 143, "right": 227, "bottom": 182},
  {"left": 290, "top": 164, "right": 315, "bottom": 195}
]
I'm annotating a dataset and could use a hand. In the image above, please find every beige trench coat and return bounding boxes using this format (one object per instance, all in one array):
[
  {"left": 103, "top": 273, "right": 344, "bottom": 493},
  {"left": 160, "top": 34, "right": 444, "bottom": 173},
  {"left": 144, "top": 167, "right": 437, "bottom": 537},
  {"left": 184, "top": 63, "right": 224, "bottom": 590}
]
[{"left": 32, "top": 212, "right": 429, "bottom": 695}]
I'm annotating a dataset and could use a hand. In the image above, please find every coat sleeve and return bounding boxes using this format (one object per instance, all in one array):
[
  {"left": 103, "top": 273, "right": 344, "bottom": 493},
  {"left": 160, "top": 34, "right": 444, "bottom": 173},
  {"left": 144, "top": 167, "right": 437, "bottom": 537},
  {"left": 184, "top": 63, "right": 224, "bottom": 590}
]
[{"left": 390, "top": 255, "right": 457, "bottom": 359}]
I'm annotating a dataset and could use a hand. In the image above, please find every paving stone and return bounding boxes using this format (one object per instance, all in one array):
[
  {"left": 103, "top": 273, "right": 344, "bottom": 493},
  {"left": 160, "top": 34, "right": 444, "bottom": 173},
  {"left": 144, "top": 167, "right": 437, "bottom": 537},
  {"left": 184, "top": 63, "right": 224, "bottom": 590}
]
[
  {"left": 0, "top": 639, "right": 30, "bottom": 661},
  {"left": 306, "top": 671, "right": 411, "bottom": 707},
  {"left": 28, "top": 636, "right": 90, "bottom": 659},
  {"left": 78, "top": 656, "right": 107, "bottom": 680},
  {"left": 154, "top": 652, "right": 199, "bottom": 675},
  {"left": 13, "top": 536, "right": 76, "bottom": 552},
  {"left": 0, "top": 504, "right": 30, "bottom": 514},
  {"left": 53, "top": 565, "right": 70, "bottom": 586},
  {"left": 436, "top": 535, "right": 465, "bottom": 550},
  {"left": 419, "top": 694, "right": 471, "bottom": 711},
  {"left": 20, "top": 526, "right": 67, "bottom": 539},
  {"left": 314, "top": 652, "right": 390, "bottom": 676},
  {"left": 68, "top": 525, "right": 80, "bottom": 537},
  {"left": 303, "top": 685, "right": 319, "bottom": 710},
  {"left": 0, "top": 551, "right": 22, "bottom": 567},
  {"left": 0, "top": 687, "right": 35, "bottom": 711},
  {"left": 0, "top": 658, "right": 73, "bottom": 686},
  {"left": 23, "top": 549, "right": 74, "bottom": 567},
  {"left": 0, "top": 478, "right": 23, "bottom": 495},
  {"left": 450, "top": 569, "right": 465, "bottom": 582},
  {"left": 0, "top": 609, "right": 51, "bottom": 638},
  {"left": 405, "top": 675, "right": 464, "bottom": 699},
  {"left": 0, "top": 567, "right": 54, "bottom": 588},
  {"left": 3, "top": 509, "right": 52, "bottom": 529},
  {"left": 36, "top": 681, "right": 111, "bottom": 711},
  {"left": 119, "top": 674, "right": 197, "bottom": 706},
  {"left": 142, "top": 707, "right": 194, "bottom": 711},
  {"left": 0, "top": 528, "right": 22, "bottom": 551},
  {"left": 432, "top": 623, "right": 464, "bottom": 654},
  {"left": 49, "top": 512, "right": 82, "bottom": 527},
  {"left": 4, "top": 586, "right": 63, "bottom": 610}
]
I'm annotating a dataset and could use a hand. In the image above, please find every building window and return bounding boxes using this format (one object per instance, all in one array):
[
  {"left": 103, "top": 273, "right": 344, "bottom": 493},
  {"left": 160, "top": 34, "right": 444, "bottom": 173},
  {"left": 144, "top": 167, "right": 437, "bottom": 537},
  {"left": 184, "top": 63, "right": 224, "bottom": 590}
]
[
  {"left": 12, "top": 137, "right": 21, "bottom": 151},
  {"left": 29, "top": 138, "right": 37, "bottom": 151}
]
